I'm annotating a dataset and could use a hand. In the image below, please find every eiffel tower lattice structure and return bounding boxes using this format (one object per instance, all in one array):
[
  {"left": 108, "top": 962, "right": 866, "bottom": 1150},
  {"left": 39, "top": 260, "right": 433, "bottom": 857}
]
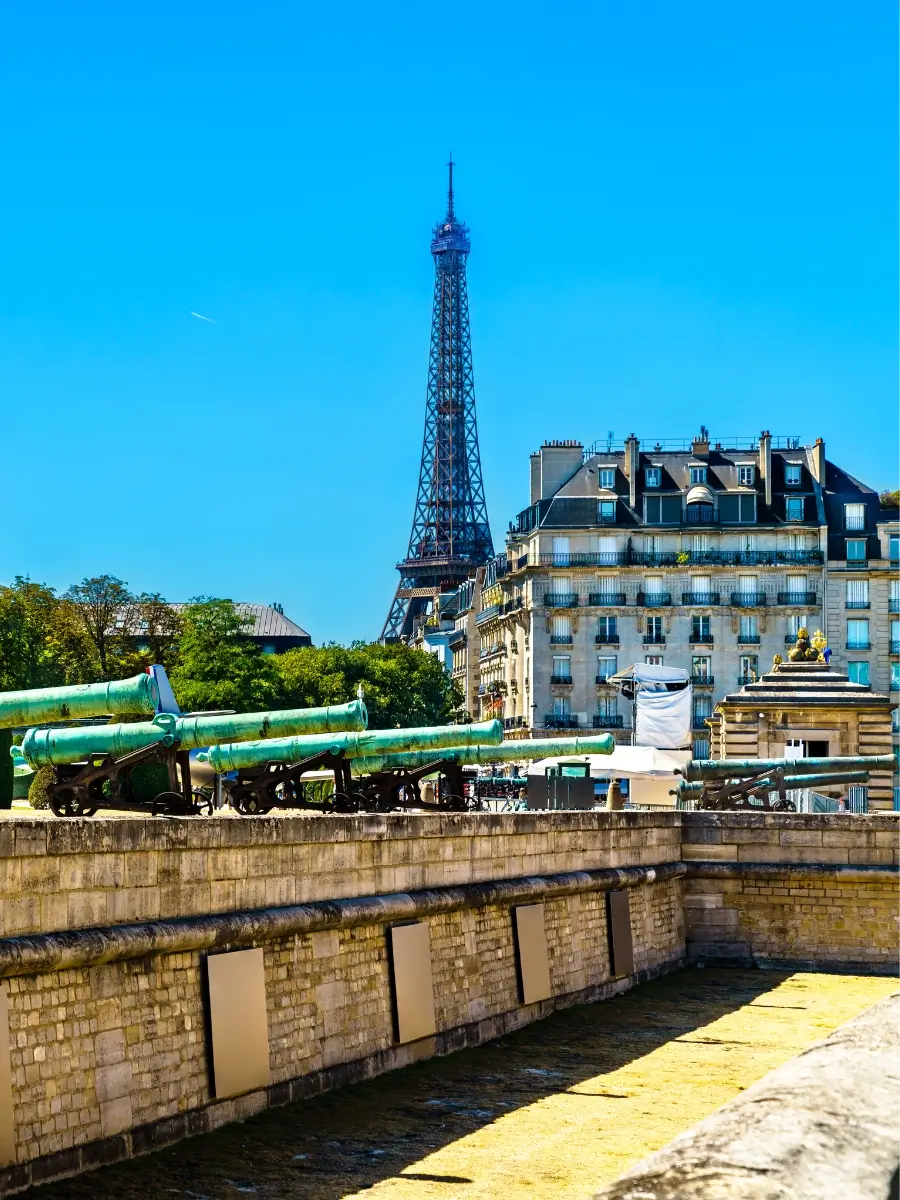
[{"left": 381, "top": 162, "right": 494, "bottom": 642}]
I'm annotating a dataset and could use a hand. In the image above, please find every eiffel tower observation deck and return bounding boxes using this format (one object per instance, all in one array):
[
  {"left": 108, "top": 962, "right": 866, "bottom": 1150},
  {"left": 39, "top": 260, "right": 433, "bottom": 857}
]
[{"left": 381, "top": 162, "right": 494, "bottom": 642}]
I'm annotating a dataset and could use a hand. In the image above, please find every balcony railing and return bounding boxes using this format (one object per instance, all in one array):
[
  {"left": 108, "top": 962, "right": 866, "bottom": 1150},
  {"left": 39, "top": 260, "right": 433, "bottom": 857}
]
[
  {"left": 731, "top": 592, "right": 767, "bottom": 606},
  {"left": 889, "top": 599, "right": 899, "bottom": 613},
  {"left": 777, "top": 592, "right": 818, "bottom": 605},
  {"left": 595, "top": 674, "right": 616, "bottom": 685},
  {"left": 737, "top": 674, "right": 758, "bottom": 685},
  {"left": 550, "top": 674, "right": 573, "bottom": 685},
  {"left": 593, "top": 714, "right": 625, "bottom": 729},
  {"left": 637, "top": 591, "right": 672, "bottom": 607},
  {"left": 501, "top": 597, "right": 524, "bottom": 615},
  {"left": 845, "top": 559, "right": 868, "bottom": 569},
  {"left": 550, "top": 635, "right": 573, "bottom": 645},
  {"left": 845, "top": 600, "right": 870, "bottom": 610},
  {"left": 595, "top": 633, "right": 620, "bottom": 645},
  {"left": 588, "top": 592, "right": 627, "bottom": 606},
  {"left": 689, "top": 633, "right": 714, "bottom": 644},
  {"left": 544, "top": 716, "right": 579, "bottom": 730},
  {"left": 682, "top": 592, "right": 721, "bottom": 605},
  {"left": 846, "top": 641, "right": 871, "bottom": 651},
  {"left": 692, "top": 714, "right": 712, "bottom": 730},
  {"left": 543, "top": 593, "right": 579, "bottom": 608},
  {"left": 684, "top": 505, "right": 717, "bottom": 524},
  {"left": 891, "top": 641, "right": 900, "bottom": 654},
  {"left": 691, "top": 674, "right": 715, "bottom": 685},
  {"left": 538, "top": 552, "right": 626, "bottom": 567},
  {"left": 738, "top": 634, "right": 761, "bottom": 644},
  {"left": 643, "top": 633, "right": 666, "bottom": 645}
]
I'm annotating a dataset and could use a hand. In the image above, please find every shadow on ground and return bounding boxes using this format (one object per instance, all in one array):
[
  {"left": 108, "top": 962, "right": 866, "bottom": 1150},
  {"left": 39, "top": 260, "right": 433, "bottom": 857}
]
[{"left": 26, "top": 968, "right": 791, "bottom": 1200}]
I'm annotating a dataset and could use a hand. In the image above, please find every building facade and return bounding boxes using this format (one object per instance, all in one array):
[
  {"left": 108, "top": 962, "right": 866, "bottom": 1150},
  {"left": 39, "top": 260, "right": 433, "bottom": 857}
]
[{"left": 426, "top": 431, "right": 897, "bottom": 793}]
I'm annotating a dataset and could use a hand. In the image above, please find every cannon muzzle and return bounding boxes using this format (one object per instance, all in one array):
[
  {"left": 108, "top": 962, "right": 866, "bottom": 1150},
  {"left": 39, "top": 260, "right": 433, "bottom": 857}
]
[
  {"left": 0, "top": 673, "right": 159, "bottom": 730},
  {"left": 200, "top": 719, "right": 503, "bottom": 773},
  {"left": 19, "top": 699, "right": 368, "bottom": 768}
]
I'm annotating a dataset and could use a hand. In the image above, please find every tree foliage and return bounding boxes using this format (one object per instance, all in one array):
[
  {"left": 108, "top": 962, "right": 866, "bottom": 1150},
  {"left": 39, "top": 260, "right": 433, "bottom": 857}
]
[
  {"left": 168, "top": 598, "right": 280, "bottom": 713},
  {"left": 0, "top": 577, "right": 67, "bottom": 691},
  {"left": 275, "top": 641, "right": 464, "bottom": 728}
]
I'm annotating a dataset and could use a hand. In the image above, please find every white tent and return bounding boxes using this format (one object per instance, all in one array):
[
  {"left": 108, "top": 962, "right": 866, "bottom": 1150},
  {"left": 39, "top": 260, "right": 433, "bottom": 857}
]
[
  {"left": 606, "top": 662, "right": 692, "bottom": 750},
  {"left": 526, "top": 745, "right": 691, "bottom": 808}
]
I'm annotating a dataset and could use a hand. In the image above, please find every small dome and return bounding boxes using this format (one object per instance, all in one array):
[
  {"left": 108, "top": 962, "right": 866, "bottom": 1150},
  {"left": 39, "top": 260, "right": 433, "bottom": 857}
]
[{"left": 686, "top": 485, "right": 716, "bottom": 506}]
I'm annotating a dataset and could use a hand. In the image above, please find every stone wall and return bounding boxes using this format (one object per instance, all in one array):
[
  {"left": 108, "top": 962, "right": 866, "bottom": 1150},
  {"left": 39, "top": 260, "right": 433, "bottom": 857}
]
[
  {"left": 682, "top": 812, "right": 898, "bottom": 969},
  {"left": 0, "top": 810, "right": 894, "bottom": 1193}
]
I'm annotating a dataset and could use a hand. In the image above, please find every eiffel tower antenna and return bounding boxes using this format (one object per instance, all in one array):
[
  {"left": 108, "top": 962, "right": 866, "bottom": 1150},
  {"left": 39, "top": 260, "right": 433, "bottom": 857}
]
[{"left": 381, "top": 162, "right": 494, "bottom": 642}]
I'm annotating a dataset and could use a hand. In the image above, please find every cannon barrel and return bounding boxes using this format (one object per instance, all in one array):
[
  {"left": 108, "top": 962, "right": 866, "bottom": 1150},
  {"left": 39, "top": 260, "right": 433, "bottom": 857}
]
[
  {"left": 19, "top": 699, "right": 368, "bottom": 768},
  {"left": 0, "top": 673, "right": 159, "bottom": 730},
  {"left": 348, "top": 734, "right": 616, "bottom": 776},
  {"left": 678, "top": 754, "right": 895, "bottom": 783},
  {"left": 201, "top": 719, "right": 503, "bottom": 773},
  {"left": 671, "top": 770, "right": 871, "bottom": 796}
]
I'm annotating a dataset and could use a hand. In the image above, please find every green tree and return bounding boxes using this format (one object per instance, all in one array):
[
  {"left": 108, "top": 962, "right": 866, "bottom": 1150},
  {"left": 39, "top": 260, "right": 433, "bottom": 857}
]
[
  {"left": 169, "top": 598, "right": 280, "bottom": 712},
  {"left": 63, "top": 575, "right": 136, "bottom": 678},
  {"left": 275, "top": 641, "right": 464, "bottom": 728},
  {"left": 0, "top": 577, "right": 66, "bottom": 691}
]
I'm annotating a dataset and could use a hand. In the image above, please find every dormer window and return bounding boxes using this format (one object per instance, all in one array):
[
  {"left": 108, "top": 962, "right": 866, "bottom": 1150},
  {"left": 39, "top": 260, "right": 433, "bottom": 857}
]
[
  {"left": 738, "top": 465, "right": 755, "bottom": 487},
  {"left": 598, "top": 468, "right": 616, "bottom": 490},
  {"left": 645, "top": 467, "right": 660, "bottom": 488},
  {"left": 785, "top": 464, "right": 802, "bottom": 486},
  {"left": 690, "top": 467, "right": 707, "bottom": 485}
]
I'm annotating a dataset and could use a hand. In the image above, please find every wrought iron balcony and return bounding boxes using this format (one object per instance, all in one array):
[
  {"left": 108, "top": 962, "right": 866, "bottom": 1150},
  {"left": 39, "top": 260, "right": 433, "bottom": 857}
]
[
  {"left": 846, "top": 641, "right": 871, "bottom": 651},
  {"left": 543, "top": 593, "right": 579, "bottom": 608},
  {"left": 845, "top": 600, "right": 870, "bottom": 609},
  {"left": 731, "top": 592, "right": 767, "bottom": 606},
  {"left": 684, "top": 505, "right": 717, "bottom": 524},
  {"left": 475, "top": 605, "right": 500, "bottom": 625},
  {"left": 594, "top": 633, "right": 620, "bottom": 645},
  {"left": 689, "top": 633, "right": 714, "bottom": 644},
  {"left": 643, "top": 633, "right": 666, "bottom": 645},
  {"left": 737, "top": 634, "right": 761, "bottom": 644},
  {"left": 692, "top": 714, "right": 712, "bottom": 730},
  {"left": 891, "top": 641, "right": 900, "bottom": 654},
  {"left": 501, "top": 597, "right": 524, "bottom": 615},
  {"left": 682, "top": 592, "right": 721, "bottom": 605},
  {"left": 595, "top": 674, "right": 616, "bottom": 685},
  {"left": 691, "top": 674, "right": 715, "bottom": 685},
  {"left": 549, "top": 635, "right": 573, "bottom": 645},
  {"left": 845, "top": 559, "right": 868, "bottom": 569},
  {"left": 593, "top": 714, "right": 625, "bottom": 729},
  {"left": 538, "top": 552, "right": 626, "bottom": 567},
  {"left": 550, "top": 674, "right": 573, "bottom": 685},
  {"left": 544, "top": 715, "right": 579, "bottom": 730},
  {"left": 588, "top": 592, "right": 627, "bottom": 606},
  {"left": 737, "top": 674, "right": 758, "bottom": 685},
  {"left": 777, "top": 592, "right": 818, "bottom": 605},
  {"left": 637, "top": 591, "right": 672, "bottom": 606},
  {"left": 628, "top": 549, "right": 822, "bottom": 567},
  {"left": 889, "top": 599, "right": 899, "bottom": 613}
]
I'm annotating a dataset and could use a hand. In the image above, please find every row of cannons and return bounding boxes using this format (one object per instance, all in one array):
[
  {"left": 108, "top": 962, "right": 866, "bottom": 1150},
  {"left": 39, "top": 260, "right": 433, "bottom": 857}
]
[{"left": 3, "top": 670, "right": 893, "bottom": 818}]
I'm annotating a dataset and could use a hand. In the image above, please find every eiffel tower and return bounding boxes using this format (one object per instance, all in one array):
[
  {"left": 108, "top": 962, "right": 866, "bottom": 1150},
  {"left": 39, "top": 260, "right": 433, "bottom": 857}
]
[{"left": 381, "top": 161, "right": 494, "bottom": 642}]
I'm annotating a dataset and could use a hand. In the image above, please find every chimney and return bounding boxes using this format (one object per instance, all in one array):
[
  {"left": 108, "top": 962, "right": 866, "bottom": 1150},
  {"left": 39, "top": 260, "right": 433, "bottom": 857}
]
[
  {"left": 809, "top": 437, "right": 826, "bottom": 484},
  {"left": 759, "top": 430, "right": 772, "bottom": 509},
  {"left": 538, "top": 440, "right": 583, "bottom": 500},
  {"left": 623, "top": 433, "right": 640, "bottom": 508},
  {"left": 691, "top": 425, "right": 710, "bottom": 456},
  {"left": 529, "top": 453, "right": 542, "bottom": 505}
]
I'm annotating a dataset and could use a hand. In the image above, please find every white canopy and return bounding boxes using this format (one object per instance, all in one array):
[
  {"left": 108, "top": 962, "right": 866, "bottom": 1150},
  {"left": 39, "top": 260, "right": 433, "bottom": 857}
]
[{"left": 526, "top": 745, "right": 690, "bottom": 778}]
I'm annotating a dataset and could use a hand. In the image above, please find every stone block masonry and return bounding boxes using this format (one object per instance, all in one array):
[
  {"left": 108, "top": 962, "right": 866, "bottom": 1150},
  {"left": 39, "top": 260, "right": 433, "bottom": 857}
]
[{"left": 0, "top": 810, "right": 893, "bottom": 1194}]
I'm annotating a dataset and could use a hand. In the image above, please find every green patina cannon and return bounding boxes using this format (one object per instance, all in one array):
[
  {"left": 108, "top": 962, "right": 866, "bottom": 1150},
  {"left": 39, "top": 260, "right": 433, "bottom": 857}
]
[
  {"left": 201, "top": 731, "right": 614, "bottom": 815},
  {"left": 0, "top": 673, "right": 159, "bottom": 729},
  {"left": 18, "top": 699, "right": 368, "bottom": 818},
  {"left": 673, "top": 754, "right": 894, "bottom": 811}
]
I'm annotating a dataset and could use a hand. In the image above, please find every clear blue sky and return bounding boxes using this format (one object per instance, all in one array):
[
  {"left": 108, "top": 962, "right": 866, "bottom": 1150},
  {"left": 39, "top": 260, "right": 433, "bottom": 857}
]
[{"left": 1, "top": 2, "right": 896, "bottom": 644}]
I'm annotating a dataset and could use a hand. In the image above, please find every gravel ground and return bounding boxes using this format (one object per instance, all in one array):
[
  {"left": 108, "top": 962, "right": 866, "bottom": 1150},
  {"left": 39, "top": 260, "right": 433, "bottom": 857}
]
[{"left": 24, "top": 968, "right": 896, "bottom": 1200}]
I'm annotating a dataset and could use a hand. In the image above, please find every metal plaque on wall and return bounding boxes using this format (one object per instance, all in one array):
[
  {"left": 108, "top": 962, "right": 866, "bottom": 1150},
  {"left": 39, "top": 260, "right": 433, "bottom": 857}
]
[
  {"left": 388, "top": 922, "right": 436, "bottom": 1044},
  {"left": 206, "top": 947, "right": 271, "bottom": 1100},
  {"left": 606, "top": 889, "right": 635, "bottom": 978},
  {"left": 513, "top": 903, "right": 553, "bottom": 1004}
]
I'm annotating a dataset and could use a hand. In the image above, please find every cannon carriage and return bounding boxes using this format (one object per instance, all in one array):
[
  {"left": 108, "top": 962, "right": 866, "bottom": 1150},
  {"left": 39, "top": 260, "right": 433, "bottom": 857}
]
[{"left": 671, "top": 754, "right": 896, "bottom": 811}]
